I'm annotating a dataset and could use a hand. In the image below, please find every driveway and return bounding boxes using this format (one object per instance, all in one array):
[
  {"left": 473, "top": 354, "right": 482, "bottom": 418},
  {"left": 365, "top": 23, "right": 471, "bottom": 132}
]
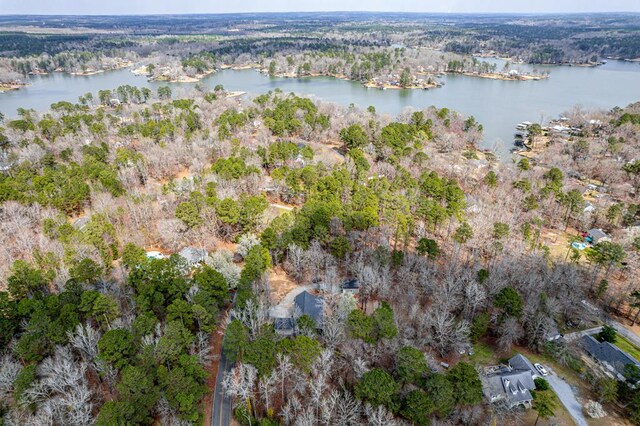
[
  {"left": 269, "top": 285, "right": 312, "bottom": 318},
  {"left": 546, "top": 373, "right": 587, "bottom": 426},
  {"left": 563, "top": 326, "right": 603, "bottom": 342}
]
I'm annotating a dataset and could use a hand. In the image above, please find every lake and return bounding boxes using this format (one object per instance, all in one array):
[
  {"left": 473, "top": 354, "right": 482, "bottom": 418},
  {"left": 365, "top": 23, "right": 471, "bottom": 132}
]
[{"left": 2, "top": 59, "right": 640, "bottom": 155}]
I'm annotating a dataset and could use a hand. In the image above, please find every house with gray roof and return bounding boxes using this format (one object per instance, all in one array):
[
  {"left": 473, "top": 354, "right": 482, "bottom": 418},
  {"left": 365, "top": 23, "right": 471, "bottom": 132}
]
[
  {"left": 581, "top": 334, "right": 640, "bottom": 382},
  {"left": 274, "top": 317, "right": 295, "bottom": 336},
  {"left": 274, "top": 290, "right": 324, "bottom": 336},
  {"left": 294, "top": 291, "right": 324, "bottom": 328},
  {"left": 509, "top": 354, "right": 538, "bottom": 376},
  {"left": 482, "top": 354, "right": 539, "bottom": 408},
  {"left": 587, "top": 228, "right": 610, "bottom": 245}
]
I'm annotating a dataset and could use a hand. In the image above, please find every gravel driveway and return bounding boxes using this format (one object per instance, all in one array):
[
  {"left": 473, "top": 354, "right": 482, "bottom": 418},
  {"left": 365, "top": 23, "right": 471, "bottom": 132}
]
[
  {"left": 546, "top": 373, "right": 587, "bottom": 426},
  {"left": 269, "top": 285, "right": 312, "bottom": 318}
]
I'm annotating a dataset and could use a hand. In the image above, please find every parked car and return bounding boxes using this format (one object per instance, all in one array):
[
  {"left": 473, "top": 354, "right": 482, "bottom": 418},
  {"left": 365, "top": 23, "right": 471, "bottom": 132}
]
[{"left": 534, "top": 363, "right": 549, "bottom": 376}]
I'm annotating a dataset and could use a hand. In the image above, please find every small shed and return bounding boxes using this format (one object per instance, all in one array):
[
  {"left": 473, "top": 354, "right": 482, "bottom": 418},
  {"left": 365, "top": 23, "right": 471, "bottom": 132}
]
[
  {"left": 341, "top": 278, "right": 360, "bottom": 294},
  {"left": 274, "top": 317, "right": 295, "bottom": 336}
]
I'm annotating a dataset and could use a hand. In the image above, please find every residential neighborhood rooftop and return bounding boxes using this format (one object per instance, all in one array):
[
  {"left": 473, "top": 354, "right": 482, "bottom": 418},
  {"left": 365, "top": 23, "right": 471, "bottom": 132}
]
[
  {"left": 581, "top": 334, "right": 640, "bottom": 381},
  {"left": 294, "top": 290, "right": 324, "bottom": 326},
  {"left": 482, "top": 354, "right": 538, "bottom": 408}
]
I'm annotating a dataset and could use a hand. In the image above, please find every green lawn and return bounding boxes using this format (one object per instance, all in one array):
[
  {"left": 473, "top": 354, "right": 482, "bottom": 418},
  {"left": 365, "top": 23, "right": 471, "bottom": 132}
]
[
  {"left": 470, "top": 342, "right": 501, "bottom": 365},
  {"left": 614, "top": 335, "right": 640, "bottom": 361}
]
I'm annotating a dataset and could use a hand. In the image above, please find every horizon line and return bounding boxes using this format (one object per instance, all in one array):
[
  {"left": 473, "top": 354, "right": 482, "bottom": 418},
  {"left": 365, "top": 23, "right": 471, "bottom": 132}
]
[{"left": 2, "top": 11, "right": 640, "bottom": 17}]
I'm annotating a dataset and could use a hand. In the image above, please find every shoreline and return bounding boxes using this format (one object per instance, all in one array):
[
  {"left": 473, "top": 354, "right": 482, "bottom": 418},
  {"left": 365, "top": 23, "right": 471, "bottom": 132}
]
[
  {"left": 0, "top": 83, "right": 27, "bottom": 93},
  {"left": 70, "top": 61, "right": 133, "bottom": 77},
  {"left": 457, "top": 71, "right": 549, "bottom": 81},
  {"left": 363, "top": 81, "right": 440, "bottom": 90},
  {"left": 138, "top": 67, "right": 216, "bottom": 83},
  {"left": 252, "top": 67, "right": 443, "bottom": 90},
  {"left": 3, "top": 60, "right": 132, "bottom": 93},
  {"left": 249, "top": 64, "right": 547, "bottom": 87},
  {"left": 472, "top": 51, "right": 605, "bottom": 67},
  {"left": 225, "top": 91, "right": 246, "bottom": 98},
  {"left": 70, "top": 69, "right": 105, "bottom": 76}
]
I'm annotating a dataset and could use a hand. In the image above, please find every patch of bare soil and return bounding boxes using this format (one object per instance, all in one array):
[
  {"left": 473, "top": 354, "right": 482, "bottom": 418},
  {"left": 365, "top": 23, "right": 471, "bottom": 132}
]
[
  {"left": 216, "top": 240, "right": 239, "bottom": 254},
  {"left": 541, "top": 227, "right": 575, "bottom": 261},
  {"left": 173, "top": 168, "right": 193, "bottom": 180},
  {"left": 269, "top": 267, "right": 298, "bottom": 305}
]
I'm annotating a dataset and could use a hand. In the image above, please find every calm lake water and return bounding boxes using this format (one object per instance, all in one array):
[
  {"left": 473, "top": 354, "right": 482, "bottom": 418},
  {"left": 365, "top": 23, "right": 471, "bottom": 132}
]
[{"left": 2, "top": 59, "right": 640, "bottom": 154}]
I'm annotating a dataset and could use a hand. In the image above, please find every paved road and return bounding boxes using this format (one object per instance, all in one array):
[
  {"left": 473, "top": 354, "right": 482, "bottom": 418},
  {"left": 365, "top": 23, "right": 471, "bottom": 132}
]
[
  {"left": 564, "top": 320, "right": 640, "bottom": 348},
  {"left": 546, "top": 373, "right": 588, "bottom": 426},
  {"left": 608, "top": 320, "right": 640, "bottom": 348},
  {"left": 211, "top": 348, "right": 233, "bottom": 426},
  {"left": 212, "top": 293, "right": 237, "bottom": 426}
]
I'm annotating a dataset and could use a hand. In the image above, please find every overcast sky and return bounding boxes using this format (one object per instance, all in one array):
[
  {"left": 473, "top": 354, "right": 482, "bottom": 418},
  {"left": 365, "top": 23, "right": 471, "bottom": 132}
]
[{"left": 2, "top": 0, "right": 640, "bottom": 15}]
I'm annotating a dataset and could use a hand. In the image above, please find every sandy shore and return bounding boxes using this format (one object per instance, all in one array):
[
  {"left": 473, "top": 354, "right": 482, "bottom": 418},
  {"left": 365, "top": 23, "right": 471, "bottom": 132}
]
[
  {"left": 473, "top": 52, "right": 517, "bottom": 61},
  {"left": 131, "top": 66, "right": 150, "bottom": 76},
  {"left": 0, "top": 83, "right": 27, "bottom": 92},
  {"left": 364, "top": 81, "right": 440, "bottom": 90},
  {"left": 153, "top": 68, "right": 216, "bottom": 83},
  {"left": 226, "top": 91, "right": 246, "bottom": 98},
  {"left": 70, "top": 70, "right": 105, "bottom": 76},
  {"left": 219, "top": 63, "right": 261, "bottom": 70},
  {"left": 566, "top": 62, "right": 604, "bottom": 67}
]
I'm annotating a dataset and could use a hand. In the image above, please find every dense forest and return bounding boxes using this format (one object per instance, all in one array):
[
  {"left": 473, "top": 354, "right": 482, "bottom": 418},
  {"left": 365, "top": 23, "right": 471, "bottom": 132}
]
[{"left": 0, "top": 72, "right": 638, "bottom": 425}]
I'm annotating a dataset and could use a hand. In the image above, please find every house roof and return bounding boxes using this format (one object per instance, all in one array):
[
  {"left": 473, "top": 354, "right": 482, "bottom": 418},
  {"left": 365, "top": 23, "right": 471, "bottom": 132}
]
[
  {"left": 483, "top": 370, "right": 535, "bottom": 405},
  {"left": 509, "top": 354, "right": 537, "bottom": 375},
  {"left": 588, "top": 229, "right": 608, "bottom": 240},
  {"left": 274, "top": 317, "right": 294, "bottom": 331},
  {"left": 294, "top": 291, "right": 324, "bottom": 325},
  {"left": 581, "top": 334, "right": 640, "bottom": 377},
  {"left": 341, "top": 278, "right": 360, "bottom": 290}
]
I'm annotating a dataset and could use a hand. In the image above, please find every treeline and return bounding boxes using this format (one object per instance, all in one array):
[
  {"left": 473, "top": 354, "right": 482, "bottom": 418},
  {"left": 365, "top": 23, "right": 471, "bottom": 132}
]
[
  {"left": 0, "top": 246, "right": 232, "bottom": 424},
  {"left": 438, "top": 20, "right": 640, "bottom": 63}
]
